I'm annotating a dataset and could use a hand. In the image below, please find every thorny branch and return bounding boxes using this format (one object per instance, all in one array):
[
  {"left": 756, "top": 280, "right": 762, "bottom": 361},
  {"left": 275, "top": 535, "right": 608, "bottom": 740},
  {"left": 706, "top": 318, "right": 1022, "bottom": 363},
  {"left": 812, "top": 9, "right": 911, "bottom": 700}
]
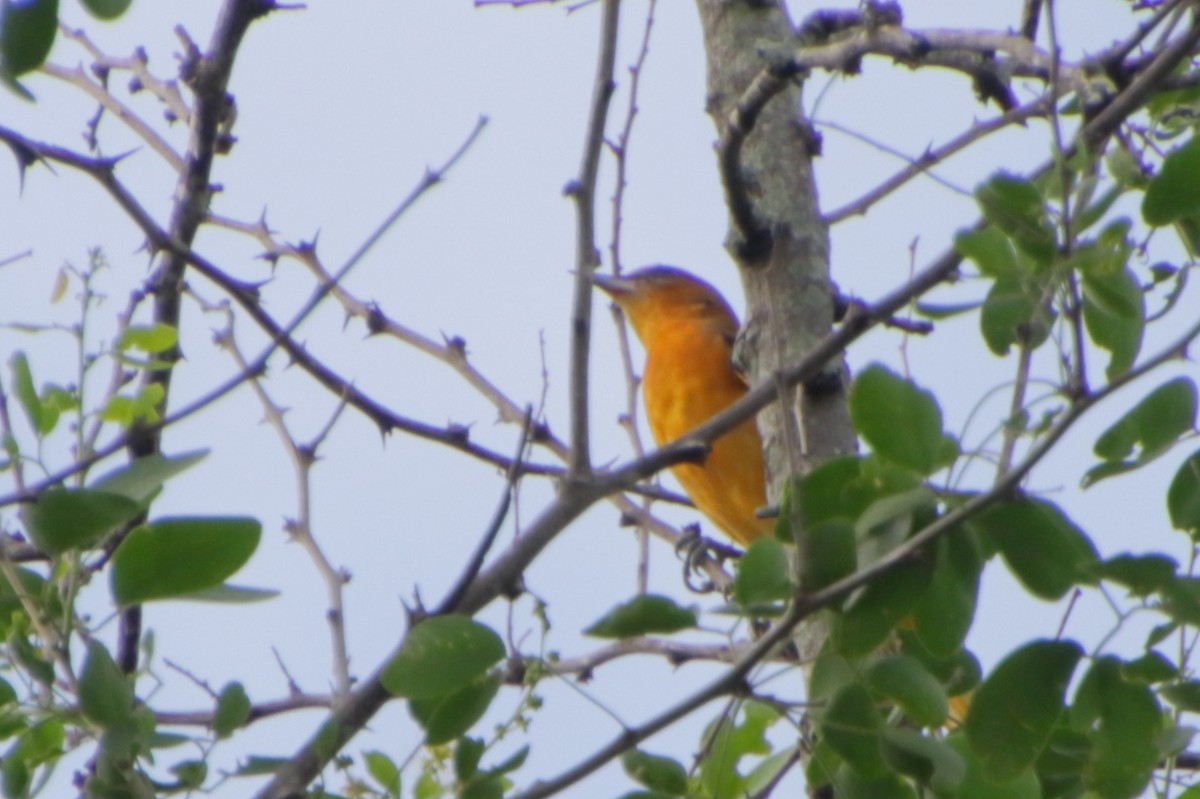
[
  {"left": 116, "top": 0, "right": 279, "bottom": 678},
  {"left": 215, "top": 310, "right": 355, "bottom": 698},
  {"left": 5, "top": 2, "right": 1200, "bottom": 796}
]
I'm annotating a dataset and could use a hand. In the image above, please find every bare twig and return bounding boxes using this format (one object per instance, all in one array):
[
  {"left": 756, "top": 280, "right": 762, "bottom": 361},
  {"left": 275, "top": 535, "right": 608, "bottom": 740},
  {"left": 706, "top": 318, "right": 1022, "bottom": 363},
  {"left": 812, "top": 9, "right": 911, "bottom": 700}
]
[
  {"left": 57, "top": 26, "right": 193, "bottom": 125},
  {"left": 822, "top": 95, "right": 1053, "bottom": 224},
  {"left": 218, "top": 313, "right": 354, "bottom": 697},
  {"left": 40, "top": 63, "right": 185, "bottom": 171},
  {"left": 436, "top": 406, "right": 536, "bottom": 615},
  {"left": 605, "top": 0, "right": 658, "bottom": 593},
  {"left": 566, "top": 0, "right": 621, "bottom": 476}
]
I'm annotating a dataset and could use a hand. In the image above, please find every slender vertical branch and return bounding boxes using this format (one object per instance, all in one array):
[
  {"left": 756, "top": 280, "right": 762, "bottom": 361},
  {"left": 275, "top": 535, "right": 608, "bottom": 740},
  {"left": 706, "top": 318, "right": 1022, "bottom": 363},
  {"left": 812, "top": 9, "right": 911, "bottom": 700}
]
[
  {"left": 119, "top": 0, "right": 278, "bottom": 675},
  {"left": 567, "top": 0, "right": 621, "bottom": 476},
  {"left": 607, "top": 0, "right": 657, "bottom": 593}
]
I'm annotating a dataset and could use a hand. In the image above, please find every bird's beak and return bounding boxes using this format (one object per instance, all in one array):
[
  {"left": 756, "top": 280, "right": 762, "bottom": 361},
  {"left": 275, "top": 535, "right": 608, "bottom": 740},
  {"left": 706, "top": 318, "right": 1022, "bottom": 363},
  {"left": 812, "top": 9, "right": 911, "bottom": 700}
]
[{"left": 589, "top": 271, "right": 634, "bottom": 298}]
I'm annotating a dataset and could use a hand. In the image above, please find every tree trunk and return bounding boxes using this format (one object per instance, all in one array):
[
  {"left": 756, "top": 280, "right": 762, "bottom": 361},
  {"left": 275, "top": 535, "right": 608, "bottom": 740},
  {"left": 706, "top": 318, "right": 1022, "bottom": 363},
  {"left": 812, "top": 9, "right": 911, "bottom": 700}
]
[{"left": 694, "top": 0, "right": 856, "bottom": 579}]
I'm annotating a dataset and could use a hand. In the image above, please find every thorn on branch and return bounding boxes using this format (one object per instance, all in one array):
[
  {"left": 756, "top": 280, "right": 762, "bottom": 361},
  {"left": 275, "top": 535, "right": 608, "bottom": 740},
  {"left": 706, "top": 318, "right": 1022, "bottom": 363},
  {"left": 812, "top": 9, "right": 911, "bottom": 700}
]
[
  {"left": 174, "top": 25, "right": 202, "bottom": 87},
  {"left": 447, "top": 422, "right": 472, "bottom": 444},
  {"left": 444, "top": 334, "right": 468, "bottom": 361},
  {"left": 365, "top": 303, "right": 386, "bottom": 335},
  {"left": 529, "top": 421, "right": 552, "bottom": 444},
  {"left": 296, "top": 444, "right": 317, "bottom": 467}
]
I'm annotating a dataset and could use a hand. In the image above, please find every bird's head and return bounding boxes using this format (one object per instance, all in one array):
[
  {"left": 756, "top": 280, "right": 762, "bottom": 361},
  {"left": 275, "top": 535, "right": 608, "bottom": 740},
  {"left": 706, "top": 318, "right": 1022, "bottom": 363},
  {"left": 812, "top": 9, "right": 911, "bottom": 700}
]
[{"left": 591, "top": 266, "right": 740, "bottom": 345}]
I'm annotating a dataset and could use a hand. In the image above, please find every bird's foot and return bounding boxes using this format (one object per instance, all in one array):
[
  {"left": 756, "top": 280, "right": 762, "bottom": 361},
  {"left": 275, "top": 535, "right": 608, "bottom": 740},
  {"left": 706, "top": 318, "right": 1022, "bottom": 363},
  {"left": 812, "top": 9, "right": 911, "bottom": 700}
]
[{"left": 675, "top": 523, "right": 742, "bottom": 593}]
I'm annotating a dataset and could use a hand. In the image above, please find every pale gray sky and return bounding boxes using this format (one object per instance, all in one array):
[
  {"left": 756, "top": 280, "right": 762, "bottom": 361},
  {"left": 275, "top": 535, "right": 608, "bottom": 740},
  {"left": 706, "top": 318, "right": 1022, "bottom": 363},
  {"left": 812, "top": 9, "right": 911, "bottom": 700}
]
[{"left": 0, "top": 1, "right": 1192, "bottom": 795}]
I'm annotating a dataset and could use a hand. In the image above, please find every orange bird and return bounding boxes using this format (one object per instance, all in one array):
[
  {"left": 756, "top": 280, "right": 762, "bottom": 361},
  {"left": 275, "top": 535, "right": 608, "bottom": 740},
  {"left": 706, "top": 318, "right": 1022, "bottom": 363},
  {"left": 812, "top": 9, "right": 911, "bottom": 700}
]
[{"left": 593, "top": 266, "right": 772, "bottom": 546}]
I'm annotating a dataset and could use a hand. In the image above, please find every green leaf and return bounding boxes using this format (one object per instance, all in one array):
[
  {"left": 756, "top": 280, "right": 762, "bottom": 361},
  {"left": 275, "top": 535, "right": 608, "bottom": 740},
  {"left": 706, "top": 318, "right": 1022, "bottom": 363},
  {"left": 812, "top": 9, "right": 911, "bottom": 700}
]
[
  {"left": 810, "top": 649, "right": 858, "bottom": 706},
  {"left": 1074, "top": 186, "right": 1127, "bottom": 234},
  {"left": 744, "top": 750, "right": 796, "bottom": 797},
  {"left": 980, "top": 274, "right": 1052, "bottom": 355},
  {"left": 26, "top": 488, "right": 141, "bottom": 555},
  {"left": 1143, "top": 135, "right": 1200, "bottom": 225},
  {"left": 79, "top": 0, "right": 131, "bottom": 20},
  {"left": 836, "top": 557, "right": 932, "bottom": 658},
  {"left": 8, "top": 352, "right": 43, "bottom": 435},
  {"left": 461, "top": 775, "right": 504, "bottom": 799},
  {"left": 1161, "top": 725, "right": 1196, "bottom": 760},
  {"left": 955, "top": 227, "right": 1018, "bottom": 277},
  {"left": 1095, "top": 378, "right": 1194, "bottom": 462},
  {"left": 900, "top": 634, "right": 982, "bottom": 699},
  {"left": 801, "top": 519, "right": 857, "bottom": 593},
  {"left": 1, "top": 751, "right": 28, "bottom": 799},
  {"left": 799, "top": 456, "right": 917, "bottom": 526},
  {"left": 621, "top": 749, "right": 688, "bottom": 795},
  {"left": 110, "top": 516, "right": 262, "bottom": 605},
  {"left": 100, "top": 383, "right": 165, "bottom": 425},
  {"left": 232, "top": 756, "right": 290, "bottom": 777},
  {"left": 0, "top": 0, "right": 58, "bottom": 78},
  {"left": 1067, "top": 219, "right": 1133, "bottom": 279},
  {"left": 90, "top": 449, "right": 208, "bottom": 505},
  {"left": 970, "top": 498, "right": 1098, "bottom": 600},
  {"left": 945, "top": 733, "right": 1040, "bottom": 799},
  {"left": 382, "top": 616, "right": 505, "bottom": 700},
  {"left": 409, "top": 671, "right": 501, "bottom": 745},
  {"left": 832, "top": 764, "right": 919, "bottom": 799},
  {"left": 880, "top": 728, "right": 966, "bottom": 792},
  {"left": 364, "top": 750, "right": 401, "bottom": 796},
  {"left": 820, "top": 682, "right": 886, "bottom": 778},
  {"left": 1072, "top": 657, "right": 1161, "bottom": 799},
  {"left": 734, "top": 537, "right": 790, "bottom": 607},
  {"left": 912, "top": 530, "right": 981, "bottom": 657},
  {"left": 1107, "top": 145, "right": 1146, "bottom": 188},
  {"left": 866, "top": 655, "right": 949, "bottom": 728},
  {"left": 79, "top": 642, "right": 133, "bottom": 728},
  {"left": 2, "top": 719, "right": 63, "bottom": 798},
  {"left": 1093, "top": 553, "right": 1178, "bottom": 596},
  {"left": 169, "top": 759, "right": 207, "bottom": 789},
  {"left": 855, "top": 486, "right": 937, "bottom": 539},
  {"left": 213, "top": 682, "right": 250, "bottom": 738},
  {"left": 805, "top": 737, "right": 844, "bottom": 792},
  {"left": 698, "top": 701, "right": 777, "bottom": 799},
  {"left": 1168, "top": 450, "right": 1200, "bottom": 531},
  {"left": 8, "top": 630, "right": 53, "bottom": 685},
  {"left": 1035, "top": 724, "right": 1090, "bottom": 799},
  {"left": 965, "top": 639, "right": 1082, "bottom": 780},
  {"left": 115, "top": 323, "right": 177, "bottom": 354},
  {"left": 850, "top": 365, "right": 947, "bottom": 474},
  {"left": 975, "top": 174, "right": 1056, "bottom": 266},
  {"left": 1161, "top": 577, "right": 1200, "bottom": 624},
  {"left": 455, "top": 737, "right": 485, "bottom": 782},
  {"left": 584, "top": 594, "right": 696, "bottom": 638},
  {"left": 1121, "top": 651, "right": 1177, "bottom": 684},
  {"left": 1160, "top": 680, "right": 1200, "bottom": 712},
  {"left": 1081, "top": 270, "right": 1144, "bottom": 382}
]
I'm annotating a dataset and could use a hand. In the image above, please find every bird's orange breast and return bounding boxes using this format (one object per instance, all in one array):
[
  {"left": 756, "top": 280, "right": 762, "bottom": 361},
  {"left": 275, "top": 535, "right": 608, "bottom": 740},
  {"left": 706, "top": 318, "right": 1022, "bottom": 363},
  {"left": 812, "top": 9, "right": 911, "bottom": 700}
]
[{"left": 641, "top": 321, "right": 771, "bottom": 545}]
